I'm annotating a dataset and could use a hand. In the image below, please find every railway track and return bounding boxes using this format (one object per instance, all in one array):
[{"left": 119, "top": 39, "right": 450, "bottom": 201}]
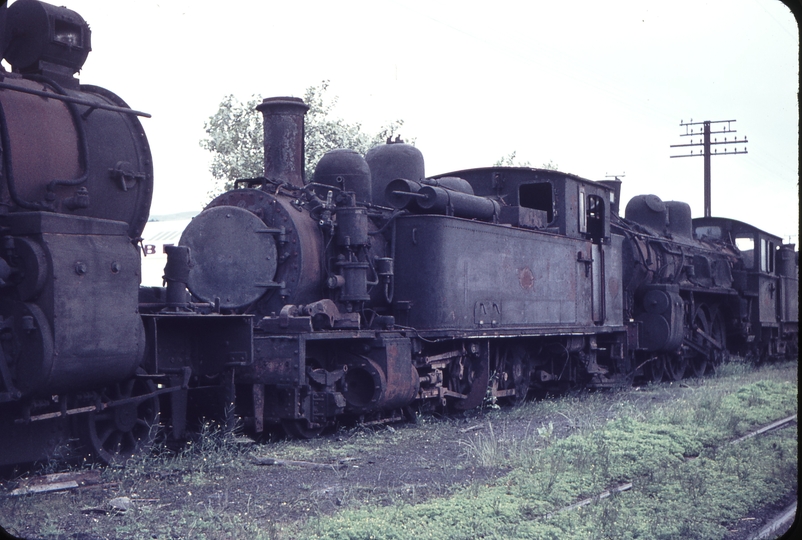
[
  {"left": 729, "top": 414, "right": 798, "bottom": 446},
  {"left": 526, "top": 412, "right": 798, "bottom": 533},
  {"left": 748, "top": 501, "right": 798, "bottom": 540}
]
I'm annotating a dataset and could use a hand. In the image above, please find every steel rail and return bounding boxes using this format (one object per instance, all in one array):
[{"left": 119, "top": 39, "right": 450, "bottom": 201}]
[
  {"left": 539, "top": 414, "right": 798, "bottom": 522},
  {"left": 748, "top": 502, "right": 798, "bottom": 540},
  {"left": 729, "top": 414, "right": 797, "bottom": 446}
]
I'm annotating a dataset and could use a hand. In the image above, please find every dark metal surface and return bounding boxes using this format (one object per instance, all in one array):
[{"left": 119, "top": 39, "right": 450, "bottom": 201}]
[
  {"left": 0, "top": 213, "right": 143, "bottom": 396},
  {"left": 5, "top": 0, "right": 91, "bottom": 76},
  {"left": 180, "top": 205, "right": 278, "bottom": 309},
  {"left": 142, "top": 314, "right": 253, "bottom": 377},
  {"left": 392, "top": 214, "right": 598, "bottom": 330},
  {"left": 0, "top": 76, "right": 154, "bottom": 238},
  {"left": 313, "top": 149, "right": 372, "bottom": 203},
  {"left": 204, "top": 188, "right": 324, "bottom": 318},
  {"left": 257, "top": 97, "right": 308, "bottom": 187},
  {"left": 0, "top": 80, "right": 151, "bottom": 117},
  {"left": 366, "top": 141, "right": 425, "bottom": 206},
  {"left": 0, "top": 38, "right": 796, "bottom": 468}
]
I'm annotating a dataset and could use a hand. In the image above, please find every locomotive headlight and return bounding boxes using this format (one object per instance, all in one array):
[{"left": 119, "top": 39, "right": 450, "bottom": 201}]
[
  {"left": 4, "top": 0, "right": 92, "bottom": 75},
  {"left": 52, "top": 19, "right": 83, "bottom": 47}
]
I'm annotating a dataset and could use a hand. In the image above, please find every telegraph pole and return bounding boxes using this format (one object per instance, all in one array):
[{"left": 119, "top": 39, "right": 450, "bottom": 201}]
[{"left": 670, "top": 119, "right": 748, "bottom": 217}]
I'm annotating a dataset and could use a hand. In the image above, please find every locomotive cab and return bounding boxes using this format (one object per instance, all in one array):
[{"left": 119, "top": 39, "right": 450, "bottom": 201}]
[{"left": 431, "top": 167, "right": 613, "bottom": 243}]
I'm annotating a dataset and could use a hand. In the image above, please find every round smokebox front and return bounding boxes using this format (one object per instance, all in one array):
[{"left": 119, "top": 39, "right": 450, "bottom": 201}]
[{"left": 179, "top": 206, "right": 278, "bottom": 309}]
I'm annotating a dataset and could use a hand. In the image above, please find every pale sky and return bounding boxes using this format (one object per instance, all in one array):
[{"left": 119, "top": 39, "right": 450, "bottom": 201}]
[{"left": 15, "top": 0, "right": 798, "bottom": 243}]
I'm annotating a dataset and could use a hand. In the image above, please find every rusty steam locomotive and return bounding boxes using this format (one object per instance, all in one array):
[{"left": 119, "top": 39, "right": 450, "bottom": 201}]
[{"left": 0, "top": 0, "right": 797, "bottom": 467}]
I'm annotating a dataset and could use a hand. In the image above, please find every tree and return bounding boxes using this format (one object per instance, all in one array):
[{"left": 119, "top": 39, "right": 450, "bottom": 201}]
[
  {"left": 494, "top": 151, "right": 558, "bottom": 170},
  {"left": 200, "top": 94, "right": 265, "bottom": 192},
  {"left": 200, "top": 81, "right": 404, "bottom": 197}
]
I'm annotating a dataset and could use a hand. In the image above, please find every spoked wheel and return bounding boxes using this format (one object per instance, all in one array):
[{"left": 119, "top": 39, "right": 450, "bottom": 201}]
[
  {"left": 281, "top": 419, "right": 325, "bottom": 439},
  {"left": 448, "top": 349, "right": 489, "bottom": 411},
  {"left": 447, "top": 354, "right": 475, "bottom": 398},
  {"left": 491, "top": 346, "right": 533, "bottom": 406},
  {"left": 84, "top": 376, "right": 160, "bottom": 465},
  {"left": 508, "top": 354, "right": 532, "bottom": 404},
  {"left": 645, "top": 355, "right": 665, "bottom": 383},
  {"left": 664, "top": 352, "right": 687, "bottom": 381}
]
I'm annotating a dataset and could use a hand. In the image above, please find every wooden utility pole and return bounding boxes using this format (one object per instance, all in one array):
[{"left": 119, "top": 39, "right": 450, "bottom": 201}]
[{"left": 670, "top": 119, "right": 748, "bottom": 217}]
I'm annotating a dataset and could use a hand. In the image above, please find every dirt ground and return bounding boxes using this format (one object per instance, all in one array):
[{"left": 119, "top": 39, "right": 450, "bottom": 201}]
[{"left": 0, "top": 369, "right": 797, "bottom": 540}]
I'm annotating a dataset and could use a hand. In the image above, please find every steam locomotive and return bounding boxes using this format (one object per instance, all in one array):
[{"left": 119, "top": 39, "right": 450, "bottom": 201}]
[{"left": 0, "top": 0, "right": 797, "bottom": 467}]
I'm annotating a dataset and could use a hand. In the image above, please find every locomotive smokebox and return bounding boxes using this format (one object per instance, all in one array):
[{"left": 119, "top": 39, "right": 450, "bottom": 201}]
[{"left": 257, "top": 97, "right": 309, "bottom": 187}]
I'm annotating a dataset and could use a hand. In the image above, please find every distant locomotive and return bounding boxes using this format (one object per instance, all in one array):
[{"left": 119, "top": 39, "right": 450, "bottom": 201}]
[{"left": 0, "top": 0, "right": 796, "bottom": 468}]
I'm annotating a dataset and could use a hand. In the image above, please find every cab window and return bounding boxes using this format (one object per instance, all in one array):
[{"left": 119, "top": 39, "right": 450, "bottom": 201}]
[
  {"left": 735, "top": 235, "right": 754, "bottom": 269},
  {"left": 760, "top": 238, "right": 775, "bottom": 273},
  {"left": 586, "top": 195, "right": 604, "bottom": 240},
  {"left": 695, "top": 225, "right": 722, "bottom": 240},
  {"left": 519, "top": 183, "right": 554, "bottom": 223}
]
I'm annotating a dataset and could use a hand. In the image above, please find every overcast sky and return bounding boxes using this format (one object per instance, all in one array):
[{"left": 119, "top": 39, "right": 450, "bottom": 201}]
[{"left": 18, "top": 0, "right": 798, "bottom": 243}]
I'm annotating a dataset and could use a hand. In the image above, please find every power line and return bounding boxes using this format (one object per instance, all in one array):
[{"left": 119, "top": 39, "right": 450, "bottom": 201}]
[{"left": 670, "top": 119, "right": 749, "bottom": 218}]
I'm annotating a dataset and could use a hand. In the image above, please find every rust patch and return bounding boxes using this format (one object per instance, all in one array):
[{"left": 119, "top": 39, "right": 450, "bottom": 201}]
[{"left": 518, "top": 267, "right": 534, "bottom": 290}]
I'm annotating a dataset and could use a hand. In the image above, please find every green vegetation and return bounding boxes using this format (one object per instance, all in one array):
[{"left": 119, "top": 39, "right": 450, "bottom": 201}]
[
  {"left": 200, "top": 81, "right": 404, "bottom": 196},
  {"left": 0, "top": 360, "right": 796, "bottom": 540},
  {"left": 298, "top": 366, "right": 797, "bottom": 539},
  {"left": 493, "top": 151, "right": 558, "bottom": 170}
]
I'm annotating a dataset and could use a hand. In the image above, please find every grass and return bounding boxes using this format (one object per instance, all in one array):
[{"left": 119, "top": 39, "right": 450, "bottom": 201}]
[
  {"left": 0, "top": 359, "right": 796, "bottom": 540},
  {"left": 297, "top": 361, "right": 798, "bottom": 539},
  {"left": 1, "top": 421, "right": 274, "bottom": 540}
]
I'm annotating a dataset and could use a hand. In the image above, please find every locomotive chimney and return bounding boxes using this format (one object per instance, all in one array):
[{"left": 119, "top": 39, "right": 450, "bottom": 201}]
[{"left": 256, "top": 97, "right": 309, "bottom": 187}]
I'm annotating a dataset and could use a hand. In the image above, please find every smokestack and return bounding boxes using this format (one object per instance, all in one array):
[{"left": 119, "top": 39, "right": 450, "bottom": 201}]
[{"left": 256, "top": 96, "right": 309, "bottom": 187}]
